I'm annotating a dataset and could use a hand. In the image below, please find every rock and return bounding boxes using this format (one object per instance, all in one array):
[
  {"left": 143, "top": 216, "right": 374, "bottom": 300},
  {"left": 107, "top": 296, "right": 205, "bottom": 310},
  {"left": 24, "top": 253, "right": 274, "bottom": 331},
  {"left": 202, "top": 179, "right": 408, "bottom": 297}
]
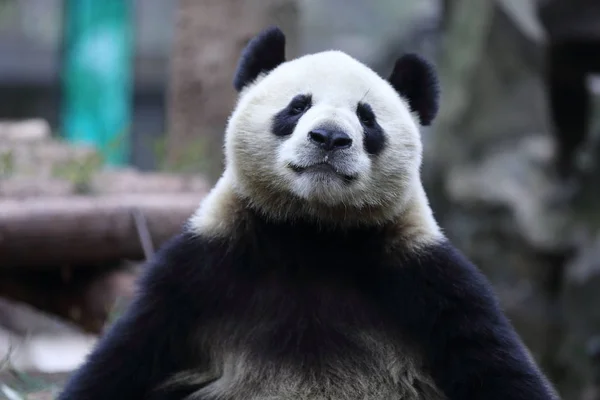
[
  {"left": 0, "top": 298, "right": 97, "bottom": 374},
  {"left": 445, "top": 134, "right": 574, "bottom": 252}
]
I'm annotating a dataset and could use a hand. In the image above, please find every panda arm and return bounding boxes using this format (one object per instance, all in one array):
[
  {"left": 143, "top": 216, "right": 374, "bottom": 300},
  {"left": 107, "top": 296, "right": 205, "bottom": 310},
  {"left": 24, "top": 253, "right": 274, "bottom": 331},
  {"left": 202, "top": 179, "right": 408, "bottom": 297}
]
[
  {"left": 382, "top": 241, "right": 558, "bottom": 400},
  {"left": 57, "top": 233, "right": 218, "bottom": 400}
]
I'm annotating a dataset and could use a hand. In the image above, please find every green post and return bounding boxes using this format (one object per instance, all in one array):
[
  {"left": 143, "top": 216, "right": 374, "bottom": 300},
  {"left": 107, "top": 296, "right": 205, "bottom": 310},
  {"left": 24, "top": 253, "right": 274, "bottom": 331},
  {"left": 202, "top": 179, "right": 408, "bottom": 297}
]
[{"left": 61, "top": 0, "right": 133, "bottom": 166}]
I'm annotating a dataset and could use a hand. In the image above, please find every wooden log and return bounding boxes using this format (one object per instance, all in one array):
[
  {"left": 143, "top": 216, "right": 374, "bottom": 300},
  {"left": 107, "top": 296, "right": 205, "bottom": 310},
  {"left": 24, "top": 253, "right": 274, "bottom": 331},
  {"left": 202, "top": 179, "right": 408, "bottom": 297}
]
[{"left": 0, "top": 193, "right": 205, "bottom": 269}]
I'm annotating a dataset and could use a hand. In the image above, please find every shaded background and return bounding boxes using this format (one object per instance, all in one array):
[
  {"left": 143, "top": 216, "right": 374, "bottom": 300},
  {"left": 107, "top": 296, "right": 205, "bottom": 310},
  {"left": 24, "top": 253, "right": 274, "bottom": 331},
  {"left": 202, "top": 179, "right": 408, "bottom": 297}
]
[{"left": 1, "top": 0, "right": 600, "bottom": 399}]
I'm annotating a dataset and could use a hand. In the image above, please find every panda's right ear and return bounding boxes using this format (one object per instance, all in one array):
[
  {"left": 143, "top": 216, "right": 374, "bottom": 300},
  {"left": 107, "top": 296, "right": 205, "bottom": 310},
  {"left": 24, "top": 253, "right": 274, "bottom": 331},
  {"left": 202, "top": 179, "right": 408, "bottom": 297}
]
[
  {"left": 388, "top": 54, "right": 440, "bottom": 126},
  {"left": 233, "top": 26, "right": 286, "bottom": 92}
]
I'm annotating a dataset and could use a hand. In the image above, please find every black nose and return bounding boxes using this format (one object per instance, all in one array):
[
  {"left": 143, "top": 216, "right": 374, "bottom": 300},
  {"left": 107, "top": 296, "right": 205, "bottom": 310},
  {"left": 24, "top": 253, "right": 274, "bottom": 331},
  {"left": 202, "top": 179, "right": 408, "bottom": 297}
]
[{"left": 308, "top": 129, "right": 353, "bottom": 151}]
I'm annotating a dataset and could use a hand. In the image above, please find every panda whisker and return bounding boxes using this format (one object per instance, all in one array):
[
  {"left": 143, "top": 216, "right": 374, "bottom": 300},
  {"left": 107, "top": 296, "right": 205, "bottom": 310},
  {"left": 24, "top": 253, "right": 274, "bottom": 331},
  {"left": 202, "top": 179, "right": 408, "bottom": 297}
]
[{"left": 360, "top": 88, "right": 371, "bottom": 103}]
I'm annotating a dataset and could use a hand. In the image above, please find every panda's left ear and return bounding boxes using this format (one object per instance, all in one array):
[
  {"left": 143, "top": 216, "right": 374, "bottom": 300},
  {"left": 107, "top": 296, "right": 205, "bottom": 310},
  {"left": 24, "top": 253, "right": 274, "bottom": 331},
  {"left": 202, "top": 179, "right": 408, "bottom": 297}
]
[
  {"left": 388, "top": 54, "right": 440, "bottom": 126},
  {"left": 233, "top": 26, "right": 286, "bottom": 92}
]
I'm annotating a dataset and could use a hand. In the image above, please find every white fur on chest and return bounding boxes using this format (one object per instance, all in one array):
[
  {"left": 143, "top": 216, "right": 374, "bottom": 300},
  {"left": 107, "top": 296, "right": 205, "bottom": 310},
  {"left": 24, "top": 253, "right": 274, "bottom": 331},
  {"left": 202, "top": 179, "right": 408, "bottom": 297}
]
[{"left": 186, "top": 331, "right": 444, "bottom": 400}]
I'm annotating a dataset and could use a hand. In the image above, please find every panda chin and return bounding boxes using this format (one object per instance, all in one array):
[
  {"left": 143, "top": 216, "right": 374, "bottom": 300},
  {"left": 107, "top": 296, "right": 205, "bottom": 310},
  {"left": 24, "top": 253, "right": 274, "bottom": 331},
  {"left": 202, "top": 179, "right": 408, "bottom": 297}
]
[{"left": 288, "top": 162, "right": 357, "bottom": 184}]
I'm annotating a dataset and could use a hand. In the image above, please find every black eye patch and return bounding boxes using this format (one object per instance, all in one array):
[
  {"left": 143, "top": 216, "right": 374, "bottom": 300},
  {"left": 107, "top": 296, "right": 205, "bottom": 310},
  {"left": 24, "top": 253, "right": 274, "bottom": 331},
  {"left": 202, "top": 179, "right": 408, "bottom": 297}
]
[
  {"left": 271, "top": 94, "right": 312, "bottom": 137},
  {"left": 357, "top": 102, "right": 386, "bottom": 155}
]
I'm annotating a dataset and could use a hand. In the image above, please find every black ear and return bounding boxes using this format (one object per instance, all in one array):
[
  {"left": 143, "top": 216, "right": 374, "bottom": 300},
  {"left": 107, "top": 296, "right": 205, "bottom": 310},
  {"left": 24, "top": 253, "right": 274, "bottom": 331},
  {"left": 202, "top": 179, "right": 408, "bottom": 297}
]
[
  {"left": 233, "top": 26, "right": 286, "bottom": 92},
  {"left": 388, "top": 54, "right": 440, "bottom": 126}
]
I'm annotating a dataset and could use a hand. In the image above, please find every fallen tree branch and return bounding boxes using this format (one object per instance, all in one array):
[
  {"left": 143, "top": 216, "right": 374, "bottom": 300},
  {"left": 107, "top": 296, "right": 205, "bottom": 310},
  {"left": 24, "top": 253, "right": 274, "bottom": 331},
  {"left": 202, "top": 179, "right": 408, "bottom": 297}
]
[
  {"left": 0, "top": 194, "right": 205, "bottom": 269},
  {"left": 131, "top": 207, "right": 155, "bottom": 260}
]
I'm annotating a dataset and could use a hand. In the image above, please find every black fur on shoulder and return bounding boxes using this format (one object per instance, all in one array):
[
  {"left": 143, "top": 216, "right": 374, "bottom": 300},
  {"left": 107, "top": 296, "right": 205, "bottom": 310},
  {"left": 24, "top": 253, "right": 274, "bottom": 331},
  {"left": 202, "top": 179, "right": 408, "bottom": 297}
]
[
  {"left": 233, "top": 25, "right": 286, "bottom": 92},
  {"left": 377, "top": 241, "right": 558, "bottom": 400},
  {"left": 57, "top": 233, "right": 226, "bottom": 400},
  {"left": 388, "top": 53, "right": 440, "bottom": 126}
]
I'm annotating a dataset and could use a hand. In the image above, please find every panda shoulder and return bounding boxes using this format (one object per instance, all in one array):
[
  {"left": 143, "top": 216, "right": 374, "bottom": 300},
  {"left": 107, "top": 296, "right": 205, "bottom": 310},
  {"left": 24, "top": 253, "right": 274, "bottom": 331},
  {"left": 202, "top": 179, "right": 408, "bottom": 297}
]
[
  {"left": 134, "top": 231, "right": 229, "bottom": 303},
  {"left": 388, "top": 236, "right": 502, "bottom": 316}
]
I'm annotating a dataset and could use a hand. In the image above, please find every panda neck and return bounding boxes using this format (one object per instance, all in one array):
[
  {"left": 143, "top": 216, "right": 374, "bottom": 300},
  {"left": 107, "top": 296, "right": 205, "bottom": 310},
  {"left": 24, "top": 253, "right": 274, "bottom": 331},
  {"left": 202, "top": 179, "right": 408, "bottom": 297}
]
[{"left": 187, "top": 171, "right": 443, "bottom": 248}]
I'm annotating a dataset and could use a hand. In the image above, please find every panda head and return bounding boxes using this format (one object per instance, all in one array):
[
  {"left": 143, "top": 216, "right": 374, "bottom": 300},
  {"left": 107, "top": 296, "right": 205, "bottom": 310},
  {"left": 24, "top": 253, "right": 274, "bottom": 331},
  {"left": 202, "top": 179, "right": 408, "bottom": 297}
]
[{"left": 221, "top": 26, "right": 440, "bottom": 227}]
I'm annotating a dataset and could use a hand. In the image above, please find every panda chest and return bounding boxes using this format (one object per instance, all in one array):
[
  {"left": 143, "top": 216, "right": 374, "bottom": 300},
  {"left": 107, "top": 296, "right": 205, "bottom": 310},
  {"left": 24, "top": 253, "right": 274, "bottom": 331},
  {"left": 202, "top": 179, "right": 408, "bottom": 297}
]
[
  {"left": 196, "top": 283, "right": 445, "bottom": 400},
  {"left": 201, "top": 330, "right": 443, "bottom": 400}
]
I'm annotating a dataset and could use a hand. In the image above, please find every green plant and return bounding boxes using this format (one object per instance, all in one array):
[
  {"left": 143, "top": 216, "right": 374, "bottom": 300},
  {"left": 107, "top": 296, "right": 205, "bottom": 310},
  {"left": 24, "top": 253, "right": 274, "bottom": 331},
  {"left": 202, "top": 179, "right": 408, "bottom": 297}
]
[{"left": 51, "top": 151, "right": 104, "bottom": 194}]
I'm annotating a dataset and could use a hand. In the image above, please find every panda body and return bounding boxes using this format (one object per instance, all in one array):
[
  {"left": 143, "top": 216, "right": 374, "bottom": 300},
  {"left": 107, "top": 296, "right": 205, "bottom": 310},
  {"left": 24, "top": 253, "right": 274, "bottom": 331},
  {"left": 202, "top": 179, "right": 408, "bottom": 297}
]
[
  {"left": 58, "top": 27, "right": 558, "bottom": 400},
  {"left": 139, "top": 218, "right": 447, "bottom": 400}
]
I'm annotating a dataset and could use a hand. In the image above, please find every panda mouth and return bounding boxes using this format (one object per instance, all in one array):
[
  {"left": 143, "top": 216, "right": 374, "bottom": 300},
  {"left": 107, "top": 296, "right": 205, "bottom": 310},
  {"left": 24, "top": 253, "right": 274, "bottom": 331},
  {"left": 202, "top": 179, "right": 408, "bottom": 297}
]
[{"left": 288, "top": 162, "right": 357, "bottom": 183}]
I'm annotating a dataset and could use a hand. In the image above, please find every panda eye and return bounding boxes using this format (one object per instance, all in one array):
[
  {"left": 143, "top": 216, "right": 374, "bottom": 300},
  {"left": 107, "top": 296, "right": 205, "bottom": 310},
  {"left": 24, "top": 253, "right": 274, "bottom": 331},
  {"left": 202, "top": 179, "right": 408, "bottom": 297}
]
[
  {"left": 357, "top": 103, "right": 376, "bottom": 127},
  {"left": 288, "top": 95, "right": 312, "bottom": 116}
]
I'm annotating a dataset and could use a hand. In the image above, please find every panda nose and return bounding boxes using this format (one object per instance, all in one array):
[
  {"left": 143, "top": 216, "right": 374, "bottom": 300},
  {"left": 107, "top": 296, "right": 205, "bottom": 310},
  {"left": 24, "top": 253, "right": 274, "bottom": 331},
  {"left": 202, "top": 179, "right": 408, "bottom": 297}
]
[{"left": 308, "top": 129, "right": 353, "bottom": 151}]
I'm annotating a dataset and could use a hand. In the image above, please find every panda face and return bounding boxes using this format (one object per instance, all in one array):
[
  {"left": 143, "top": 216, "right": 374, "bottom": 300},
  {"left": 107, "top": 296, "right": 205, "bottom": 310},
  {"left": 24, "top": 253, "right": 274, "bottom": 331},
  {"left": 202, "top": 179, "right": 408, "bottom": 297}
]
[{"left": 225, "top": 51, "right": 423, "bottom": 211}]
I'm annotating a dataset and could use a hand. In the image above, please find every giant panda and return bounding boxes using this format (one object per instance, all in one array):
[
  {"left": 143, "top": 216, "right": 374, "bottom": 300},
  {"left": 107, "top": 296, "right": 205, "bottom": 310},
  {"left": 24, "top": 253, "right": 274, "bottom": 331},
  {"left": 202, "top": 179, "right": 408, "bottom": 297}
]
[{"left": 58, "top": 26, "right": 559, "bottom": 400}]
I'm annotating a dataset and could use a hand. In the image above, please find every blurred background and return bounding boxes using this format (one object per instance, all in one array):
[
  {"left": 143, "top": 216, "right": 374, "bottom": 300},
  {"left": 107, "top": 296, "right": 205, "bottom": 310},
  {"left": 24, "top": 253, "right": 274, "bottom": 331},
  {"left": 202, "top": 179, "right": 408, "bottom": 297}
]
[{"left": 1, "top": 0, "right": 600, "bottom": 399}]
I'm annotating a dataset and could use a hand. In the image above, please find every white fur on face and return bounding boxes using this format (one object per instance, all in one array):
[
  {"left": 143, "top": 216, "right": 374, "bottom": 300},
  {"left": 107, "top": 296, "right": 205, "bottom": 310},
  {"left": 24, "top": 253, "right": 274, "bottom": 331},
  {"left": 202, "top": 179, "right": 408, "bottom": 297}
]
[
  {"left": 227, "top": 51, "right": 422, "bottom": 208},
  {"left": 190, "top": 50, "right": 442, "bottom": 243},
  {"left": 276, "top": 103, "right": 371, "bottom": 205}
]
